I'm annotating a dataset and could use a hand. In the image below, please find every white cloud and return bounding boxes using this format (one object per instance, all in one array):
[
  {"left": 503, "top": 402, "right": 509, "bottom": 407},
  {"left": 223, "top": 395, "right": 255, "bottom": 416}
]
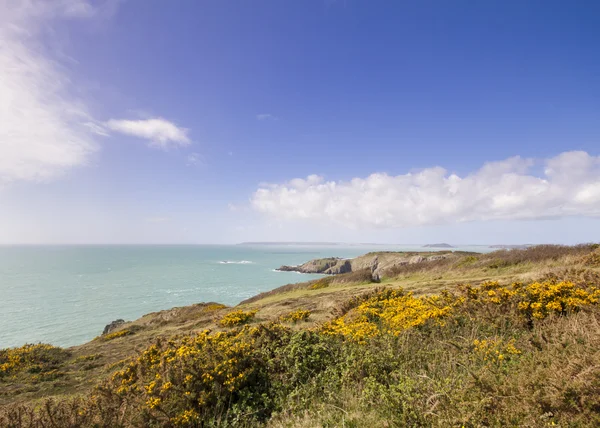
[
  {"left": 256, "top": 113, "right": 277, "bottom": 121},
  {"left": 0, "top": 0, "right": 103, "bottom": 184},
  {"left": 105, "top": 118, "right": 190, "bottom": 149},
  {"left": 0, "top": 1, "right": 189, "bottom": 186},
  {"left": 251, "top": 151, "right": 600, "bottom": 229}
]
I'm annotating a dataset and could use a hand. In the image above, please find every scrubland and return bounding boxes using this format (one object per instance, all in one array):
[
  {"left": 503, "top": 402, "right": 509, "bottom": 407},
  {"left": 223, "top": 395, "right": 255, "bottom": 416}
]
[{"left": 2, "top": 244, "right": 600, "bottom": 427}]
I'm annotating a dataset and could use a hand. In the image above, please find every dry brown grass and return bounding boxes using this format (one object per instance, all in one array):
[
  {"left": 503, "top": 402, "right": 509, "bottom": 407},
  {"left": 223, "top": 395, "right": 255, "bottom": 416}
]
[
  {"left": 330, "top": 268, "right": 374, "bottom": 285},
  {"left": 240, "top": 279, "right": 316, "bottom": 305},
  {"left": 481, "top": 243, "right": 598, "bottom": 266},
  {"left": 385, "top": 257, "right": 455, "bottom": 278}
]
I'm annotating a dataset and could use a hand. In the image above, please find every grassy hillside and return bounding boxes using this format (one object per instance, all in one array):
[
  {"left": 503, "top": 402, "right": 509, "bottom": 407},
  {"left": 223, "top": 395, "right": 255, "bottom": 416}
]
[{"left": 2, "top": 245, "right": 600, "bottom": 427}]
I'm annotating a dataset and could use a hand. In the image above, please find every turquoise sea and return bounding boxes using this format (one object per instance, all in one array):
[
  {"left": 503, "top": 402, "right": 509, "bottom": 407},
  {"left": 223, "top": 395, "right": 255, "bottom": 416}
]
[{"left": 0, "top": 244, "right": 493, "bottom": 348}]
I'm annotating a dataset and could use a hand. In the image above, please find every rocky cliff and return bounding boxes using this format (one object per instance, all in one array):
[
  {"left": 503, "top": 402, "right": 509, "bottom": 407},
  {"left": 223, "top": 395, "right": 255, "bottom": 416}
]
[
  {"left": 277, "top": 251, "right": 453, "bottom": 280},
  {"left": 277, "top": 257, "right": 352, "bottom": 274}
]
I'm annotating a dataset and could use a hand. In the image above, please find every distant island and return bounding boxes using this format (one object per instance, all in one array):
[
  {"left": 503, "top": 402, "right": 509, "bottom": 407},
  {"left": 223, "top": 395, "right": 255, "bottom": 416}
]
[
  {"left": 423, "top": 243, "right": 454, "bottom": 248},
  {"left": 239, "top": 242, "right": 343, "bottom": 246},
  {"left": 241, "top": 242, "right": 535, "bottom": 250}
]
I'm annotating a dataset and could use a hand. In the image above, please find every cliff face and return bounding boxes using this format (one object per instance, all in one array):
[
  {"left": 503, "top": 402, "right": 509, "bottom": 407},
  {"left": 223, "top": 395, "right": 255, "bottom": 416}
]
[
  {"left": 277, "top": 251, "right": 453, "bottom": 279},
  {"left": 277, "top": 257, "right": 352, "bottom": 274}
]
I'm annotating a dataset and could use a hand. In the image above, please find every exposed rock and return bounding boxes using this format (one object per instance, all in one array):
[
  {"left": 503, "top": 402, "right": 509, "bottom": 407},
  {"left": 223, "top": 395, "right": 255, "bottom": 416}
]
[
  {"left": 409, "top": 256, "right": 425, "bottom": 264},
  {"left": 370, "top": 256, "right": 381, "bottom": 282},
  {"left": 370, "top": 256, "right": 379, "bottom": 272},
  {"left": 277, "top": 250, "right": 470, "bottom": 277},
  {"left": 277, "top": 265, "right": 302, "bottom": 272},
  {"left": 277, "top": 257, "right": 343, "bottom": 274},
  {"left": 325, "top": 259, "right": 352, "bottom": 275},
  {"left": 102, "top": 319, "right": 125, "bottom": 335}
]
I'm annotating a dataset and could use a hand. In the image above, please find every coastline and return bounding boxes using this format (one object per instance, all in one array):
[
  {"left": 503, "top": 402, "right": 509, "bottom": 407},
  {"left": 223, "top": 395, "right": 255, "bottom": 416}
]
[{"left": 0, "top": 245, "right": 495, "bottom": 348}]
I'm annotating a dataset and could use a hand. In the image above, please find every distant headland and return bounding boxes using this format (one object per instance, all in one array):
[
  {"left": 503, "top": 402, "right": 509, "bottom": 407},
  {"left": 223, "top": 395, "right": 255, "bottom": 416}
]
[{"left": 422, "top": 243, "right": 454, "bottom": 248}]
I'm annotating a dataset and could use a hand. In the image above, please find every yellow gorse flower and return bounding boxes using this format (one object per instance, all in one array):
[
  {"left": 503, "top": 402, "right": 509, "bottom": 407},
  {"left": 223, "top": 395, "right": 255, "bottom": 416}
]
[
  {"left": 473, "top": 338, "right": 521, "bottom": 365},
  {"left": 219, "top": 310, "right": 258, "bottom": 327},
  {"left": 321, "top": 288, "right": 456, "bottom": 342},
  {"left": 461, "top": 280, "right": 600, "bottom": 321},
  {"left": 280, "top": 309, "right": 311, "bottom": 323}
]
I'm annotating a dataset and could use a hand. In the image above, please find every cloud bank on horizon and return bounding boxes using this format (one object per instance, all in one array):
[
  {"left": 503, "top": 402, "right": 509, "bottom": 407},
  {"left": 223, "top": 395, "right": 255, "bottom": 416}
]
[
  {"left": 252, "top": 151, "right": 600, "bottom": 228},
  {"left": 0, "top": 0, "right": 191, "bottom": 185}
]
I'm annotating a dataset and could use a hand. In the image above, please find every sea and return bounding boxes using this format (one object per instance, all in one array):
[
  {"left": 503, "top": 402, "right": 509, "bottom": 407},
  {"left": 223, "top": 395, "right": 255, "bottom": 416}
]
[{"left": 0, "top": 244, "right": 494, "bottom": 349}]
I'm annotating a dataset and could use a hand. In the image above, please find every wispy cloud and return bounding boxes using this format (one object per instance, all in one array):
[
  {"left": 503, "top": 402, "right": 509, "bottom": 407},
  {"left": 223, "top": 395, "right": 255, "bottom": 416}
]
[
  {"left": 0, "top": 0, "right": 104, "bottom": 184},
  {"left": 105, "top": 118, "right": 190, "bottom": 150},
  {"left": 256, "top": 113, "right": 277, "bottom": 121},
  {"left": 186, "top": 153, "right": 204, "bottom": 166},
  {"left": 252, "top": 151, "right": 600, "bottom": 228},
  {"left": 0, "top": 1, "right": 191, "bottom": 186}
]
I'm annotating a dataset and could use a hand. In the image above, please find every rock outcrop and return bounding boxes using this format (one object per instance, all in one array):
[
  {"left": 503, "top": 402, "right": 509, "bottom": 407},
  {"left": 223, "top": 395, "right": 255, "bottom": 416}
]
[
  {"left": 327, "top": 259, "right": 352, "bottom": 274},
  {"left": 277, "top": 251, "right": 451, "bottom": 279},
  {"left": 277, "top": 257, "right": 351, "bottom": 274},
  {"left": 370, "top": 256, "right": 382, "bottom": 282},
  {"left": 102, "top": 319, "right": 125, "bottom": 335}
]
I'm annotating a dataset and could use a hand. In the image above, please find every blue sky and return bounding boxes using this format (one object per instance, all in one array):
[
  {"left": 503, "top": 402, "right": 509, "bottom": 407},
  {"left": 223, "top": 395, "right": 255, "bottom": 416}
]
[{"left": 0, "top": 0, "right": 599, "bottom": 244}]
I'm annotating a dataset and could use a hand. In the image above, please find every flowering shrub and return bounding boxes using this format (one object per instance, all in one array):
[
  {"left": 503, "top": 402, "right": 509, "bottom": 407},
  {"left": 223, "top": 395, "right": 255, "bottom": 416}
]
[
  {"left": 0, "top": 344, "right": 69, "bottom": 379},
  {"left": 219, "top": 309, "right": 258, "bottom": 327},
  {"left": 101, "top": 329, "right": 134, "bottom": 341},
  {"left": 202, "top": 303, "right": 227, "bottom": 312},
  {"left": 280, "top": 309, "right": 311, "bottom": 323},
  {"left": 321, "top": 288, "right": 457, "bottom": 342},
  {"left": 459, "top": 280, "right": 600, "bottom": 321},
  {"left": 472, "top": 338, "right": 521, "bottom": 365},
  {"left": 109, "top": 324, "right": 291, "bottom": 425},
  {"left": 309, "top": 277, "right": 331, "bottom": 290}
]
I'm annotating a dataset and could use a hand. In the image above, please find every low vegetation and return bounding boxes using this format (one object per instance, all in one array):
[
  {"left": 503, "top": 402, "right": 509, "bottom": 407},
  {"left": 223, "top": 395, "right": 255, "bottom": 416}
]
[
  {"left": 100, "top": 329, "right": 134, "bottom": 341},
  {"left": 2, "top": 245, "right": 600, "bottom": 426},
  {"left": 279, "top": 309, "right": 311, "bottom": 323},
  {"left": 219, "top": 310, "right": 258, "bottom": 327},
  {"left": 0, "top": 344, "right": 69, "bottom": 380}
]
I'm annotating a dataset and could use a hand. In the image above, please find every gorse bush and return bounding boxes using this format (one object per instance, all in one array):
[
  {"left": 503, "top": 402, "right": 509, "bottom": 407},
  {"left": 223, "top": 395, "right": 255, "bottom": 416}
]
[
  {"left": 109, "top": 325, "right": 284, "bottom": 426},
  {"left": 219, "top": 309, "right": 258, "bottom": 327},
  {"left": 202, "top": 303, "right": 227, "bottom": 312},
  {"left": 279, "top": 309, "right": 311, "bottom": 323},
  {"left": 101, "top": 329, "right": 134, "bottom": 341},
  {"left": 321, "top": 288, "right": 458, "bottom": 343},
  {"left": 3, "top": 278, "right": 600, "bottom": 427},
  {"left": 459, "top": 280, "right": 600, "bottom": 322},
  {"left": 308, "top": 276, "right": 331, "bottom": 290},
  {"left": 0, "top": 344, "right": 69, "bottom": 379}
]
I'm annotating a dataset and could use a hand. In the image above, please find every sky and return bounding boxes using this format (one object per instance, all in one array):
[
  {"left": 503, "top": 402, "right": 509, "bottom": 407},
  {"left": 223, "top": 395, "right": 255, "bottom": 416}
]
[{"left": 0, "top": 0, "right": 599, "bottom": 245}]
